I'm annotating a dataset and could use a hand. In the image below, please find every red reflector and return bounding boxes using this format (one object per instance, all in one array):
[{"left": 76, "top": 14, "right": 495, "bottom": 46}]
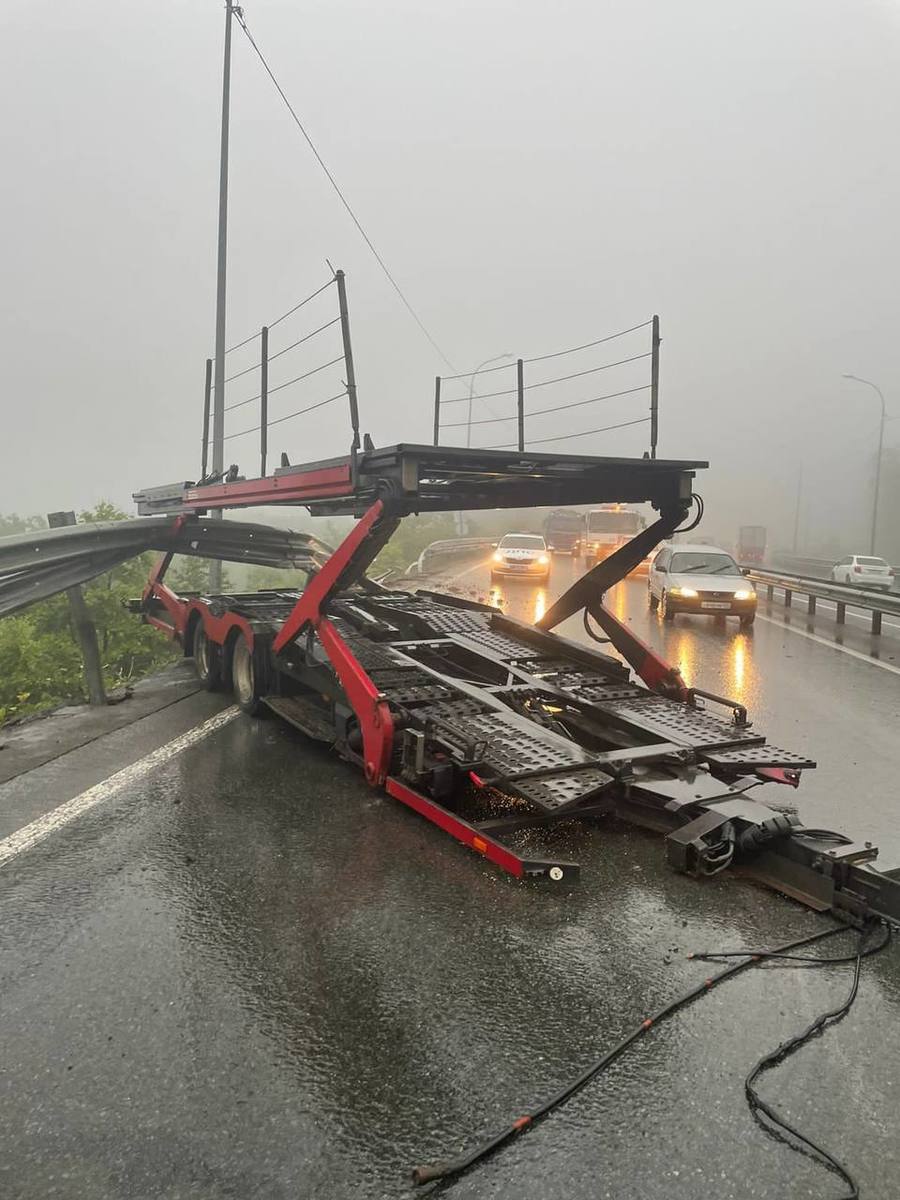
[{"left": 472, "top": 836, "right": 488, "bottom": 855}]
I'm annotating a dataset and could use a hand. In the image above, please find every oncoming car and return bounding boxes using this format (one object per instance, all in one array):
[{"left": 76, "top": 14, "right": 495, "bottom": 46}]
[
  {"left": 490, "top": 533, "right": 551, "bottom": 584},
  {"left": 649, "top": 543, "right": 756, "bottom": 628},
  {"left": 831, "top": 554, "right": 894, "bottom": 592}
]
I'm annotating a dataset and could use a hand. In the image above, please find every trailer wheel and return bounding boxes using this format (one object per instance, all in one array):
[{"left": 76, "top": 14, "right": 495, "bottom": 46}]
[
  {"left": 231, "top": 635, "right": 268, "bottom": 716},
  {"left": 193, "top": 623, "right": 222, "bottom": 690}
]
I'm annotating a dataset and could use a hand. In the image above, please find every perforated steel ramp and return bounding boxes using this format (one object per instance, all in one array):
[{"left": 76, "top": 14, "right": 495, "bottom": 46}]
[
  {"left": 596, "top": 695, "right": 764, "bottom": 750},
  {"left": 416, "top": 705, "right": 616, "bottom": 813},
  {"left": 702, "top": 744, "right": 817, "bottom": 770}
]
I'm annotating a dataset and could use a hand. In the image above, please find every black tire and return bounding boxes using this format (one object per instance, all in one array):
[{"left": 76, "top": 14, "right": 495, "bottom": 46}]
[
  {"left": 231, "top": 635, "right": 269, "bottom": 716},
  {"left": 740, "top": 613, "right": 756, "bottom": 630},
  {"left": 660, "top": 590, "right": 675, "bottom": 623},
  {"left": 193, "top": 623, "right": 222, "bottom": 691},
  {"left": 648, "top": 589, "right": 659, "bottom": 611}
]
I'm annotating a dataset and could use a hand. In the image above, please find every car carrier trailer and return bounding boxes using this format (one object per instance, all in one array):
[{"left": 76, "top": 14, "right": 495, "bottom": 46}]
[{"left": 132, "top": 443, "right": 900, "bottom": 925}]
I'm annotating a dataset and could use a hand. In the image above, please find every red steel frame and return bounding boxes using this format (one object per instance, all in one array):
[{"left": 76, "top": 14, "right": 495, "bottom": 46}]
[{"left": 138, "top": 491, "right": 695, "bottom": 880}]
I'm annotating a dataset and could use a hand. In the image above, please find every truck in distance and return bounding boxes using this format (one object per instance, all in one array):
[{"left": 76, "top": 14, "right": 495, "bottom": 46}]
[
  {"left": 737, "top": 525, "right": 766, "bottom": 565},
  {"left": 542, "top": 509, "right": 584, "bottom": 555},
  {"left": 584, "top": 506, "right": 645, "bottom": 561}
]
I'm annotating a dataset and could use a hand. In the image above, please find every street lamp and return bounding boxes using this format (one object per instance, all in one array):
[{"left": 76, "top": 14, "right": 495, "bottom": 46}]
[
  {"left": 842, "top": 373, "right": 887, "bottom": 555},
  {"left": 466, "top": 353, "right": 514, "bottom": 448}
]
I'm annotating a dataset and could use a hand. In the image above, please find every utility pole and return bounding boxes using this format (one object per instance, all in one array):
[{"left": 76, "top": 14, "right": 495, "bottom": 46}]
[{"left": 209, "top": 0, "right": 237, "bottom": 591}]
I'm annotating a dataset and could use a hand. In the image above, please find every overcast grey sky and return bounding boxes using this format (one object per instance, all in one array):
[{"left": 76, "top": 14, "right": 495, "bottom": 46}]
[{"left": 1, "top": 0, "right": 898, "bottom": 550}]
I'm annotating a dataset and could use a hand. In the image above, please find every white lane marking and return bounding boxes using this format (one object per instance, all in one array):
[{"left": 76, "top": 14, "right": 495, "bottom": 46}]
[
  {"left": 0, "top": 706, "right": 240, "bottom": 868},
  {"left": 754, "top": 610, "right": 900, "bottom": 676}
]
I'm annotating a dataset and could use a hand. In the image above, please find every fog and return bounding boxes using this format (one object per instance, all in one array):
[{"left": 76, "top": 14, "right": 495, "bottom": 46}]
[{"left": 2, "top": 0, "right": 898, "bottom": 556}]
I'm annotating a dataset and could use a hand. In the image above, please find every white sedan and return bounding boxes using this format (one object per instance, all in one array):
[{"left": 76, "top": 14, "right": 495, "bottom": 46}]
[{"left": 831, "top": 555, "right": 894, "bottom": 592}]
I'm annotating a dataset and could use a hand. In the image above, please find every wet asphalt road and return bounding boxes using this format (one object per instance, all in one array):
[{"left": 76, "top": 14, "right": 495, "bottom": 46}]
[{"left": 1, "top": 559, "right": 899, "bottom": 1200}]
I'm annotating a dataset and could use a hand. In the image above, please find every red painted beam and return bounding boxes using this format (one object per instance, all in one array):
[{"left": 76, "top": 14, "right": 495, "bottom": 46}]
[
  {"left": 182, "top": 463, "right": 353, "bottom": 511},
  {"left": 385, "top": 777, "right": 526, "bottom": 878}
]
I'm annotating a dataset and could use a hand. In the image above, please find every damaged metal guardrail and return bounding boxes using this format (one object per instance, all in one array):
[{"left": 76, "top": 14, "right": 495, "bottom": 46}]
[{"left": 0, "top": 517, "right": 333, "bottom": 618}]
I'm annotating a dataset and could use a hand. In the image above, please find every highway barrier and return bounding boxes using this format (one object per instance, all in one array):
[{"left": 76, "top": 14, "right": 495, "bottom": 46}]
[
  {"left": 406, "top": 537, "right": 493, "bottom": 576},
  {"left": 747, "top": 567, "right": 900, "bottom": 635}
]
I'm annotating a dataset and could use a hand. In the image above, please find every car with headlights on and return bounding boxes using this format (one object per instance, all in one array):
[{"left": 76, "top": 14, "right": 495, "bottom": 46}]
[
  {"left": 649, "top": 543, "right": 756, "bottom": 628},
  {"left": 490, "top": 533, "right": 551, "bottom": 584}
]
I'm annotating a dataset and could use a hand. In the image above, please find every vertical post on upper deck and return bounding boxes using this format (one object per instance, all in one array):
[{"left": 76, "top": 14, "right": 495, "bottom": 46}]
[
  {"left": 516, "top": 358, "right": 525, "bottom": 451},
  {"left": 335, "top": 270, "right": 360, "bottom": 476},
  {"left": 433, "top": 376, "right": 441, "bottom": 446},
  {"left": 649, "top": 314, "right": 660, "bottom": 459},
  {"left": 201, "top": 358, "right": 212, "bottom": 479},
  {"left": 260, "top": 325, "right": 269, "bottom": 478}
]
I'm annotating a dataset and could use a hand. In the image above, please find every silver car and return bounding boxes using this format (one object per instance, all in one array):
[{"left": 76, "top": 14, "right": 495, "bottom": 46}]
[{"left": 649, "top": 543, "right": 757, "bottom": 628}]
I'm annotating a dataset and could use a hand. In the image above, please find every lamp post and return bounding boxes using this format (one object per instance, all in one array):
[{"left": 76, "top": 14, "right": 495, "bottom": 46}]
[
  {"left": 842, "top": 374, "right": 887, "bottom": 555},
  {"left": 466, "top": 353, "right": 513, "bottom": 448}
]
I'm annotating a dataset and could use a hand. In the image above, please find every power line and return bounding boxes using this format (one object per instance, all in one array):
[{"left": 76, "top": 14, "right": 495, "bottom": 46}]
[
  {"left": 442, "top": 384, "right": 652, "bottom": 428},
  {"left": 234, "top": 10, "right": 457, "bottom": 371},
  {"left": 486, "top": 415, "right": 649, "bottom": 449}
]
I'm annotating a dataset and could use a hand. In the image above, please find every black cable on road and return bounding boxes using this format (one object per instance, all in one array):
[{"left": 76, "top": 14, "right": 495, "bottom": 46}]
[
  {"left": 235, "top": 10, "right": 457, "bottom": 372},
  {"left": 410, "top": 923, "right": 885, "bottom": 1190}
]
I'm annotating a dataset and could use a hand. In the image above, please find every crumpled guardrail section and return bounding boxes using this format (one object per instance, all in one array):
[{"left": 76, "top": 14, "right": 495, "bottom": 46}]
[{"left": 0, "top": 518, "right": 333, "bottom": 619}]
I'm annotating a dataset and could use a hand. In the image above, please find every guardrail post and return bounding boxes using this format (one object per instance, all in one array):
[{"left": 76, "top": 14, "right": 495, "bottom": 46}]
[
  {"left": 766, "top": 584, "right": 774, "bottom": 602},
  {"left": 836, "top": 601, "right": 845, "bottom": 624},
  {"left": 433, "top": 376, "right": 441, "bottom": 446},
  {"left": 872, "top": 610, "right": 882, "bottom": 636},
  {"left": 807, "top": 595, "right": 816, "bottom": 616},
  {"left": 47, "top": 510, "right": 107, "bottom": 707},
  {"left": 784, "top": 588, "right": 792, "bottom": 608}
]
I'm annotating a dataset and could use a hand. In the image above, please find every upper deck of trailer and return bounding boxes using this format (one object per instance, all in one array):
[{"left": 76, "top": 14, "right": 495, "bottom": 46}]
[{"left": 134, "top": 443, "right": 708, "bottom": 517}]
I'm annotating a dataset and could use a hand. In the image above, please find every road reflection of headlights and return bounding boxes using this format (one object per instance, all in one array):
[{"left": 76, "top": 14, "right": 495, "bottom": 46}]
[{"left": 733, "top": 588, "right": 755, "bottom": 601}]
